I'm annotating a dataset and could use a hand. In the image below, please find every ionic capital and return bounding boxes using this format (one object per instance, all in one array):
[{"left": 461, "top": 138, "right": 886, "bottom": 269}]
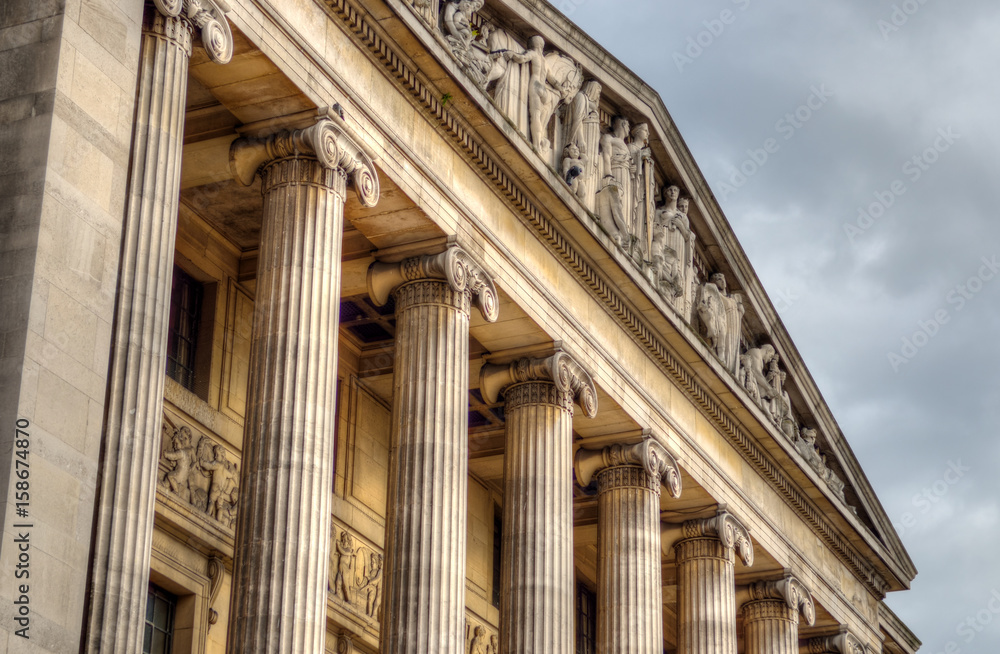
[
  {"left": 681, "top": 509, "right": 754, "bottom": 567},
  {"left": 152, "top": 0, "right": 233, "bottom": 63},
  {"left": 367, "top": 245, "right": 499, "bottom": 321},
  {"left": 480, "top": 351, "right": 597, "bottom": 417},
  {"left": 747, "top": 575, "right": 816, "bottom": 626},
  {"left": 230, "top": 115, "right": 380, "bottom": 207},
  {"left": 808, "top": 630, "right": 870, "bottom": 654},
  {"left": 574, "top": 437, "right": 681, "bottom": 497}
]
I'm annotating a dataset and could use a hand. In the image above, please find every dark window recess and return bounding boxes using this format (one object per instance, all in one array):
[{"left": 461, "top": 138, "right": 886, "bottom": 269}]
[
  {"left": 166, "top": 266, "right": 202, "bottom": 392},
  {"left": 492, "top": 508, "right": 503, "bottom": 609},
  {"left": 346, "top": 322, "right": 393, "bottom": 344},
  {"left": 576, "top": 584, "right": 596, "bottom": 654},
  {"left": 469, "top": 411, "right": 492, "bottom": 429},
  {"left": 143, "top": 584, "right": 177, "bottom": 654}
]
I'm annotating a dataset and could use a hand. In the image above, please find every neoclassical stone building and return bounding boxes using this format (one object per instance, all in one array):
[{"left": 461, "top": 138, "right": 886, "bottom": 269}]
[{"left": 1, "top": 0, "right": 920, "bottom": 653}]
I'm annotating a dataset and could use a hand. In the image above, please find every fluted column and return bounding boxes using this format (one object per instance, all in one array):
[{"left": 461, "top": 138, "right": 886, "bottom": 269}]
[
  {"left": 480, "top": 352, "right": 598, "bottom": 654},
  {"left": 84, "top": 3, "right": 231, "bottom": 652},
  {"left": 368, "top": 246, "right": 499, "bottom": 654},
  {"left": 574, "top": 438, "right": 682, "bottom": 654},
  {"left": 225, "top": 116, "right": 380, "bottom": 653},
  {"left": 742, "top": 576, "right": 815, "bottom": 654},
  {"left": 674, "top": 510, "right": 754, "bottom": 654},
  {"left": 808, "top": 630, "right": 870, "bottom": 654}
]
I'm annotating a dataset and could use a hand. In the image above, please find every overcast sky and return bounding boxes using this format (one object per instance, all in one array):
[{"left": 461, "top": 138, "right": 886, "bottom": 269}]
[{"left": 560, "top": 0, "right": 1000, "bottom": 650}]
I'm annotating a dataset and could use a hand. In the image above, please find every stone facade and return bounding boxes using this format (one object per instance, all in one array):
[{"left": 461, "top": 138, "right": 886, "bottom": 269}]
[{"left": 0, "top": 0, "right": 918, "bottom": 653}]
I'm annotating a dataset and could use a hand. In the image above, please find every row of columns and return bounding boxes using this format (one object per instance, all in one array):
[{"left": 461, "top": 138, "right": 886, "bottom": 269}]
[{"left": 87, "top": 3, "right": 867, "bottom": 652}]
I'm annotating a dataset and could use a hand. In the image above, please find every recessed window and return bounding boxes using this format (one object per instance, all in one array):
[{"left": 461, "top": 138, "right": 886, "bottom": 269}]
[
  {"left": 166, "top": 266, "right": 203, "bottom": 392},
  {"left": 143, "top": 584, "right": 177, "bottom": 654},
  {"left": 492, "top": 506, "right": 503, "bottom": 608},
  {"left": 576, "top": 584, "right": 596, "bottom": 654}
]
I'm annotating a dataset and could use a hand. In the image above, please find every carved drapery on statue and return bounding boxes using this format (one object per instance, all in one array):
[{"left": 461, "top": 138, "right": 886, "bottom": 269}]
[
  {"left": 158, "top": 420, "right": 240, "bottom": 529},
  {"left": 697, "top": 273, "right": 744, "bottom": 376}
]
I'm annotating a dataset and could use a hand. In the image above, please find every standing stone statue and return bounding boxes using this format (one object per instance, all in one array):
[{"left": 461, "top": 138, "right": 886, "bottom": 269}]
[
  {"left": 563, "top": 80, "right": 602, "bottom": 209},
  {"left": 503, "top": 36, "right": 582, "bottom": 158},
  {"left": 697, "top": 273, "right": 744, "bottom": 375},
  {"left": 598, "top": 117, "right": 635, "bottom": 245},
  {"left": 488, "top": 28, "right": 529, "bottom": 131},
  {"left": 629, "top": 122, "right": 655, "bottom": 261},
  {"left": 202, "top": 444, "right": 239, "bottom": 526},
  {"left": 361, "top": 552, "right": 383, "bottom": 619},
  {"left": 504, "top": 36, "right": 554, "bottom": 153},
  {"left": 442, "top": 0, "right": 496, "bottom": 88},
  {"left": 469, "top": 626, "right": 489, "bottom": 654}
]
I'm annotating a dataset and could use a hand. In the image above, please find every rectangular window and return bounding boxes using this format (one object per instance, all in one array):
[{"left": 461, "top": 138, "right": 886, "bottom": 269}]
[
  {"left": 576, "top": 584, "right": 596, "bottom": 654},
  {"left": 144, "top": 584, "right": 177, "bottom": 654},
  {"left": 492, "top": 507, "right": 503, "bottom": 608},
  {"left": 166, "top": 266, "right": 202, "bottom": 392}
]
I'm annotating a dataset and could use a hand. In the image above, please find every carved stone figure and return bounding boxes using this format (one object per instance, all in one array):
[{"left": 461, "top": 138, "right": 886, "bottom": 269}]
[
  {"left": 595, "top": 174, "right": 627, "bottom": 245},
  {"left": 161, "top": 426, "right": 195, "bottom": 502},
  {"left": 470, "top": 625, "right": 488, "bottom": 654},
  {"left": 561, "top": 143, "right": 587, "bottom": 199},
  {"left": 361, "top": 552, "right": 383, "bottom": 618},
  {"left": 697, "top": 273, "right": 744, "bottom": 375},
  {"left": 629, "top": 122, "right": 655, "bottom": 260},
  {"left": 489, "top": 635, "right": 498, "bottom": 654},
  {"left": 796, "top": 429, "right": 848, "bottom": 502},
  {"left": 505, "top": 36, "right": 551, "bottom": 152},
  {"left": 202, "top": 445, "right": 239, "bottom": 528},
  {"left": 333, "top": 530, "right": 356, "bottom": 603},
  {"left": 442, "top": 0, "right": 497, "bottom": 88},
  {"left": 487, "top": 28, "right": 529, "bottom": 131},
  {"left": 503, "top": 37, "right": 581, "bottom": 157},
  {"left": 765, "top": 353, "right": 797, "bottom": 439},
  {"left": 563, "top": 80, "right": 602, "bottom": 208}
]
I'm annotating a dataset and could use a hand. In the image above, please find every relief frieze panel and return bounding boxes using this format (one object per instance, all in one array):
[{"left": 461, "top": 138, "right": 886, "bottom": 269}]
[
  {"left": 464, "top": 614, "right": 499, "bottom": 654},
  {"left": 328, "top": 522, "right": 384, "bottom": 624},
  {"left": 157, "top": 415, "right": 240, "bottom": 530}
]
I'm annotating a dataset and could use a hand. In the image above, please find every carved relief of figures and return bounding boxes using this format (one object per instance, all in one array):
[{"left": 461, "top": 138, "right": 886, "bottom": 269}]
[
  {"left": 796, "top": 429, "right": 847, "bottom": 503},
  {"left": 159, "top": 421, "right": 239, "bottom": 529},
  {"left": 464, "top": 617, "right": 498, "bottom": 654},
  {"left": 328, "top": 524, "right": 384, "bottom": 622},
  {"left": 443, "top": 0, "right": 500, "bottom": 89},
  {"left": 738, "top": 344, "right": 796, "bottom": 439},
  {"left": 697, "top": 273, "right": 744, "bottom": 375},
  {"left": 651, "top": 190, "right": 697, "bottom": 320}
]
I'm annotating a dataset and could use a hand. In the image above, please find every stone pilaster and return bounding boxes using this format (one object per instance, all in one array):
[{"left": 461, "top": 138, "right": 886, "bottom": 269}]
[
  {"left": 225, "top": 116, "right": 380, "bottom": 653},
  {"left": 574, "top": 438, "right": 682, "bottom": 654},
  {"left": 83, "top": 3, "right": 231, "bottom": 652},
  {"left": 742, "top": 576, "right": 815, "bottom": 654},
  {"left": 674, "top": 510, "right": 754, "bottom": 654},
  {"left": 368, "top": 246, "right": 499, "bottom": 654},
  {"left": 480, "top": 352, "right": 598, "bottom": 654},
  {"left": 808, "top": 631, "right": 870, "bottom": 654}
]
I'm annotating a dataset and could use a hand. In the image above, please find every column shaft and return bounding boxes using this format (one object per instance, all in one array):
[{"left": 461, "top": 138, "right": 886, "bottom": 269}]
[
  {"left": 675, "top": 537, "right": 738, "bottom": 654},
  {"left": 596, "top": 465, "right": 663, "bottom": 654},
  {"left": 380, "top": 280, "right": 471, "bottom": 654},
  {"left": 84, "top": 11, "right": 193, "bottom": 653},
  {"left": 500, "top": 381, "right": 575, "bottom": 654},
  {"left": 743, "top": 600, "right": 799, "bottom": 654},
  {"left": 227, "top": 157, "right": 347, "bottom": 652}
]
